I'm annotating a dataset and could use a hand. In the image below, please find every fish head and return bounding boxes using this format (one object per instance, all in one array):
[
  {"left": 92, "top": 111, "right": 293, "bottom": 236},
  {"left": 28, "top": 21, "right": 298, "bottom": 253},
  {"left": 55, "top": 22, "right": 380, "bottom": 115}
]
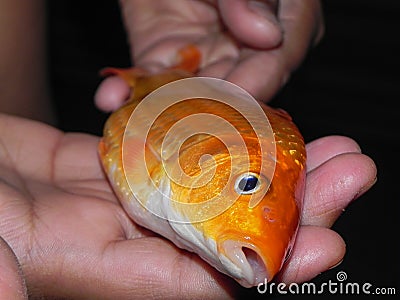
[{"left": 168, "top": 127, "right": 305, "bottom": 287}]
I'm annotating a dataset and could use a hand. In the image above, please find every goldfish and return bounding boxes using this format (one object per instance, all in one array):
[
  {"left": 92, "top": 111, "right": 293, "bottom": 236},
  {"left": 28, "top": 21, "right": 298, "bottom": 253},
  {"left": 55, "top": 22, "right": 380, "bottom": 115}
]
[{"left": 98, "top": 45, "right": 306, "bottom": 287}]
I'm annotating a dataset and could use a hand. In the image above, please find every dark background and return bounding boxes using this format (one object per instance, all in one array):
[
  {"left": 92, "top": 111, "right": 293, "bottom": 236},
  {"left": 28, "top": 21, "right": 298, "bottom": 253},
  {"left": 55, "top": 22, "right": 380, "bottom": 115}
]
[{"left": 47, "top": 1, "right": 399, "bottom": 298}]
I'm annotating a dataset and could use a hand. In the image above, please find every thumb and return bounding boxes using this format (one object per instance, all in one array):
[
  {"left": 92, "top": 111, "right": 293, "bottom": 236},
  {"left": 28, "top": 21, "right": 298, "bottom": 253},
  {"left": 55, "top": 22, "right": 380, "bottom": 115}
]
[
  {"left": 94, "top": 76, "right": 130, "bottom": 112},
  {"left": 218, "top": 0, "right": 283, "bottom": 48},
  {"left": 0, "top": 237, "right": 27, "bottom": 300}
]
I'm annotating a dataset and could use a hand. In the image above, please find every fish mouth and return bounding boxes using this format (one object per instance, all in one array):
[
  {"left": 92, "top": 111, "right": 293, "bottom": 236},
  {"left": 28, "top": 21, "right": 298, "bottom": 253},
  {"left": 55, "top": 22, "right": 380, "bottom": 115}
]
[{"left": 219, "top": 240, "right": 271, "bottom": 287}]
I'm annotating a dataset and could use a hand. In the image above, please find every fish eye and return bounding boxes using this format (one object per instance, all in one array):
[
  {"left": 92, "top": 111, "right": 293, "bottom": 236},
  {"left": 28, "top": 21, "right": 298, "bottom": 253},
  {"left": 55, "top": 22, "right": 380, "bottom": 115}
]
[{"left": 234, "top": 173, "right": 261, "bottom": 195}]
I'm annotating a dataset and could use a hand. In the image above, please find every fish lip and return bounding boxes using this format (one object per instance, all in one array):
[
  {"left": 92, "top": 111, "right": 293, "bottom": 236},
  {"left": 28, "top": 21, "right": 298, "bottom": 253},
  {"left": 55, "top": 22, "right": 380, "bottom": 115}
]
[{"left": 218, "top": 240, "right": 271, "bottom": 287}]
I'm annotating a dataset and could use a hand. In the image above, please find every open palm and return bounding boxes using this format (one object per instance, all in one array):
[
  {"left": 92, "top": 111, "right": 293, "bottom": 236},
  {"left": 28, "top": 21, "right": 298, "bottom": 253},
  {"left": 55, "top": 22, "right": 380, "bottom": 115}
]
[{"left": 0, "top": 113, "right": 376, "bottom": 299}]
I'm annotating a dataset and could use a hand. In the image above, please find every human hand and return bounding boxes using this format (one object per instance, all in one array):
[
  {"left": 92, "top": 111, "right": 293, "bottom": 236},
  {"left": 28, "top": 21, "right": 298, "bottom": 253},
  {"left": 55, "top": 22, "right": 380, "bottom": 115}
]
[
  {"left": 0, "top": 113, "right": 376, "bottom": 299},
  {"left": 95, "top": 0, "right": 324, "bottom": 111},
  {"left": 0, "top": 236, "right": 27, "bottom": 299}
]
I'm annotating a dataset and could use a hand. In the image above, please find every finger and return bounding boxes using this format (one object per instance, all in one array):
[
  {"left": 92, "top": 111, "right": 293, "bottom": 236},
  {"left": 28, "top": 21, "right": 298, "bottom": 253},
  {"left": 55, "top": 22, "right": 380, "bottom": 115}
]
[
  {"left": 224, "top": 0, "right": 324, "bottom": 101},
  {"left": 62, "top": 238, "right": 237, "bottom": 299},
  {"left": 225, "top": 50, "right": 285, "bottom": 101},
  {"left": 52, "top": 133, "right": 105, "bottom": 182},
  {"left": 305, "top": 135, "right": 361, "bottom": 172},
  {"left": 0, "top": 237, "right": 27, "bottom": 299},
  {"left": 95, "top": 76, "right": 130, "bottom": 112},
  {"left": 0, "top": 114, "right": 106, "bottom": 183},
  {"left": 218, "top": 0, "right": 282, "bottom": 48},
  {"left": 105, "top": 239, "right": 237, "bottom": 299},
  {"left": 0, "top": 114, "right": 62, "bottom": 181},
  {"left": 0, "top": 136, "right": 27, "bottom": 194},
  {"left": 278, "top": 0, "right": 324, "bottom": 68},
  {"left": 277, "top": 226, "right": 345, "bottom": 284},
  {"left": 302, "top": 152, "right": 377, "bottom": 227}
]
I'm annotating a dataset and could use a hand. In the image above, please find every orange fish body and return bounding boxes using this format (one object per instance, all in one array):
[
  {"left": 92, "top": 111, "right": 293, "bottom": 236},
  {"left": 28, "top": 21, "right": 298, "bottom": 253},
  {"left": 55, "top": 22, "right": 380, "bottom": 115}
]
[{"left": 99, "top": 46, "right": 306, "bottom": 287}]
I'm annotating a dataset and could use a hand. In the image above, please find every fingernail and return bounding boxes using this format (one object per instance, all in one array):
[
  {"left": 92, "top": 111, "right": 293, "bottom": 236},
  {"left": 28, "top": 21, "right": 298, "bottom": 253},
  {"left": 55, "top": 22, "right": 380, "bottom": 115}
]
[
  {"left": 353, "top": 176, "right": 378, "bottom": 201},
  {"left": 328, "top": 259, "right": 344, "bottom": 270}
]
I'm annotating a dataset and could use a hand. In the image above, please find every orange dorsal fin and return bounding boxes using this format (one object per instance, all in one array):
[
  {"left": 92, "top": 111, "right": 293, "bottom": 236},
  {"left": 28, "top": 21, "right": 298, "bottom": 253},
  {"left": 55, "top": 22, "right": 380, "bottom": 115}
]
[{"left": 100, "top": 44, "right": 201, "bottom": 87}]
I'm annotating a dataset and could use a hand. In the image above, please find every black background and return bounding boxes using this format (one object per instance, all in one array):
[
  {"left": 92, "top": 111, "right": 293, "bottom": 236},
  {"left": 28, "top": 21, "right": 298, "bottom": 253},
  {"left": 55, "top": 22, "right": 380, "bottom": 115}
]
[{"left": 47, "top": 1, "right": 399, "bottom": 298}]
